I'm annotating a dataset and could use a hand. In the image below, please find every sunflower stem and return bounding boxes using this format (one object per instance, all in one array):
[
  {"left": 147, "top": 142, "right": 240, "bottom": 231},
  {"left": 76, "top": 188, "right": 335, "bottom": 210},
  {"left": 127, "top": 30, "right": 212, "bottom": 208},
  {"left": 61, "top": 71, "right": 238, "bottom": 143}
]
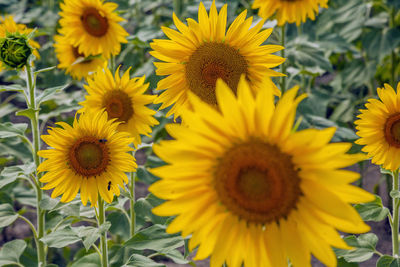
[
  {"left": 109, "top": 55, "right": 115, "bottom": 73},
  {"left": 280, "top": 24, "right": 287, "bottom": 93},
  {"left": 391, "top": 169, "right": 400, "bottom": 256},
  {"left": 26, "top": 62, "right": 46, "bottom": 267},
  {"left": 390, "top": 7, "right": 396, "bottom": 86},
  {"left": 98, "top": 196, "right": 109, "bottom": 267},
  {"left": 130, "top": 168, "right": 136, "bottom": 237}
]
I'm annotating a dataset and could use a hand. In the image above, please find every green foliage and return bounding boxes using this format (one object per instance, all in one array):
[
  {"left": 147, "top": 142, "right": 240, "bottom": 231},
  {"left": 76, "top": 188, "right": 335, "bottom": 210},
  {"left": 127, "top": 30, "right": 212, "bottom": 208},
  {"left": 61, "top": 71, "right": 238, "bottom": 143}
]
[
  {"left": 335, "top": 233, "right": 379, "bottom": 263},
  {"left": 355, "top": 196, "right": 390, "bottom": 222}
]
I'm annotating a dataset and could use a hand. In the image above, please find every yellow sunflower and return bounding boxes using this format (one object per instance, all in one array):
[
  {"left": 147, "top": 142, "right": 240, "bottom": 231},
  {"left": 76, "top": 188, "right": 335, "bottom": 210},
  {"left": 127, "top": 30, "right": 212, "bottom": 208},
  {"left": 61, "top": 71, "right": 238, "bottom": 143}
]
[
  {"left": 355, "top": 83, "right": 400, "bottom": 171},
  {"left": 38, "top": 110, "right": 137, "bottom": 206},
  {"left": 149, "top": 77, "right": 374, "bottom": 267},
  {"left": 79, "top": 67, "right": 159, "bottom": 147},
  {"left": 252, "top": 0, "right": 328, "bottom": 26},
  {"left": 151, "top": 1, "right": 284, "bottom": 119},
  {"left": 58, "top": 0, "right": 128, "bottom": 58},
  {"left": 54, "top": 34, "right": 106, "bottom": 80},
  {"left": 0, "top": 15, "right": 40, "bottom": 71}
]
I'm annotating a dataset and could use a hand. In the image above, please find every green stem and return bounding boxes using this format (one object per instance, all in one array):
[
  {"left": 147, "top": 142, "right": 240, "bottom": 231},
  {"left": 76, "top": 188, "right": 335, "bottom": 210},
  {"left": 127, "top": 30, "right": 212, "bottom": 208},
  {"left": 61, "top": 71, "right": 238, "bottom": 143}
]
[
  {"left": 390, "top": 7, "right": 396, "bottom": 85},
  {"left": 391, "top": 169, "right": 400, "bottom": 256},
  {"left": 109, "top": 55, "right": 115, "bottom": 73},
  {"left": 98, "top": 197, "right": 109, "bottom": 267},
  {"left": 26, "top": 63, "right": 46, "bottom": 267},
  {"left": 280, "top": 24, "right": 287, "bottom": 93},
  {"left": 130, "top": 170, "right": 136, "bottom": 237}
]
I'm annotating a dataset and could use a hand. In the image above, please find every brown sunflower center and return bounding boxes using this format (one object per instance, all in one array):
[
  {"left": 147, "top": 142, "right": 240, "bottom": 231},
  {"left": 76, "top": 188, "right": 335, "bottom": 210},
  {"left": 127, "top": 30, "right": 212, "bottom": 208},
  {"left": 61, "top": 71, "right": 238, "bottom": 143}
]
[
  {"left": 384, "top": 113, "right": 400, "bottom": 147},
  {"left": 69, "top": 136, "right": 109, "bottom": 177},
  {"left": 214, "top": 139, "right": 301, "bottom": 224},
  {"left": 81, "top": 8, "right": 109, "bottom": 37},
  {"left": 102, "top": 90, "right": 133, "bottom": 123},
  {"left": 185, "top": 42, "right": 248, "bottom": 105}
]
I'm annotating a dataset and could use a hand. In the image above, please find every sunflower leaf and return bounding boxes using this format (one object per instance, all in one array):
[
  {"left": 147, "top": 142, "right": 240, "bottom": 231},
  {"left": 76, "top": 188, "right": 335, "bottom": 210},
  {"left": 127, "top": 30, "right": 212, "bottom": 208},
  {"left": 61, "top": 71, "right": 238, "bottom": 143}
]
[
  {"left": 355, "top": 196, "right": 389, "bottom": 222},
  {"left": 37, "top": 83, "right": 69, "bottom": 105},
  {"left": 40, "top": 227, "right": 81, "bottom": 248},
  {"left": 334, "top": 233, "right": 379, "bottom": 263},
  {"left": 0, "top": 240, "right": 26, "bottom": 266},
  {"left": 0, "top": 203, "right": 19, "bottom": 228},
  {"left": 377, "top": 255, "right": 400, "bottom": 267},
  {"left": 122, "top": 254, "right": 165, "bottom": 267},
  {"left": 73, "top": 222, "right": 111, "bottom": 251},
  {"left": 0, "top": 162, "right": 35, "bottom": 189},
  {"left": 0, "top": 122, "right": 28, "bottom": 139}
]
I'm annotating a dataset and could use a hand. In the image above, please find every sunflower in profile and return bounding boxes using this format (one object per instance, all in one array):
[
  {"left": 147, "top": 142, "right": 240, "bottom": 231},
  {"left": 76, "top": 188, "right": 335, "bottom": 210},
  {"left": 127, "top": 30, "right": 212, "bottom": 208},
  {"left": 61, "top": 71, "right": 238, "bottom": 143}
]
[
  {"left": 59, "top": 0, "right": 128, "bottom": 58},
  {"left": 151, "top": 1, "right": 284, "bottom": 119},
  {"left": 150, "top": 77, "right": 374, "bottom": 267},
  {"left": 54, "top": 34, "right": 106, "bottom": 80},
  {"left": 38, "top": 110, "right": 136, "bottom": 206},
  {"left": 252, "top": 0, "right": 328, "bottom": 26},
  {"left": 0, "top": 15, "right": 40, "bottom": 71},
  {"left": 79, "top": 67, "right": 159, "bottom": 147},
  {"left": 355, "top": 83, "right": 400, "bottom": 171}
]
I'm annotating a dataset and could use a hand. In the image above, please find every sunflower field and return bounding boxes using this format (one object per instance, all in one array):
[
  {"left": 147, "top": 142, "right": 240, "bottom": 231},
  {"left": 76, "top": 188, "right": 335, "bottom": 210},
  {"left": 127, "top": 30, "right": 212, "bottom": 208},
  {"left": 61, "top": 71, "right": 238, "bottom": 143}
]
[{"left": 0, "top": 0, "right": 400, "bottom": 266}]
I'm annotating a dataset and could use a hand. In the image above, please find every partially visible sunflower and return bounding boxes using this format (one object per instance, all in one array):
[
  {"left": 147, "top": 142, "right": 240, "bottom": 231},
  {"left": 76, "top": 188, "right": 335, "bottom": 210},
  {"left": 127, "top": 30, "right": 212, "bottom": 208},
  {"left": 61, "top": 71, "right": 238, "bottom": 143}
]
[
  {"left": 59, "top": 0, "right": 128, "bottom": 58},
  {"left": 150, "top": 77, "right": 373, "bottom": 267},
  {"left": 0, "top": 15, "right": 40, "bottom": 71},
  {"left": 79, "top": 67, "right": 159, "bottom": 147},
  {"left": 355, "top": 83, "right": 400, "bottom": 171},
  {"left": 54, "top": 34, "right": 106, "bottom": 80},
  {"left": 151, "top": 1, "right": 284, "bottom": 119},
  {"left": 38, "top": 110, "right": 136, "bottom": 206},
  {"left": 252, "top": 0, "right": 328, "bottom": 26}
]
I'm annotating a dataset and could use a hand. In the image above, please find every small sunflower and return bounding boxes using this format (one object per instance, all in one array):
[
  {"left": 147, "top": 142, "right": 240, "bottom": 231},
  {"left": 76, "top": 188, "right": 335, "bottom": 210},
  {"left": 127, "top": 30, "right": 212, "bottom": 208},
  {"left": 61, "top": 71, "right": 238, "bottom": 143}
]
[
  {"left": 151, "top": 1, "right": 284, "bottom": 119},
  {"left": 150, "top": 77, "right": 374, "bottom": 267},
  {"left": 0, "top": 15, "right": 40, "bottom": 71},
  {"left": 54, "top": 34, "right": 106, "bottom": 80},
  {"left": 38, "top": 110, "right": 137, "bottom": 206},
  {"left": 355, "top": 83, "right": 400, "bottom": 171},
  {"left": 252, "top": 0, "right": 328, "bottom": 26},
  {"left": 79, "top": 67, "right": 159, "bottom": 147},
  {"left": 59, "top": 0, "right": 128, "bottom": 58}
]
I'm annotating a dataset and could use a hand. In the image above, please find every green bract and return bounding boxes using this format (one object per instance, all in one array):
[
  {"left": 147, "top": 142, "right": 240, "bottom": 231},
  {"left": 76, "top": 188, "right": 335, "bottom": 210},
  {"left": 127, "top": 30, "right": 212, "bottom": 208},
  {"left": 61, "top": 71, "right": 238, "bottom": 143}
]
[{"left": 0, "top": 32, "right": 32, "bottom": 70}]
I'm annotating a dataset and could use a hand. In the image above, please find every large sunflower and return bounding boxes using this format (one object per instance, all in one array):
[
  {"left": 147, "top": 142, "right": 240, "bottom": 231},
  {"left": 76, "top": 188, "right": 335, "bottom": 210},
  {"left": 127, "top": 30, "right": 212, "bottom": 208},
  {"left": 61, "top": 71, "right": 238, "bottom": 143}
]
[
  {"left": 150, "top": 77, "right": 374, "bottom": 267},
  {"left": 54, "top": 34, "right": 106, "bottom": 80},
  {"left": 58, "top": 0, "right": 128, "bottom": 58},
  {"left": 151, "top": 1, "right": 284, "bottom": 119},
  {"left": 252, "top": 0, "right": 328, "bottom": 26},
  {"left": 0, "top": 15, "right": 40, "bottom": 71},
  {"left": 355, "top": 83, "right": 400, "bottom": 171},
  {"left": 79, "top": 67, "right": 159, "bottom": 147},
  {"left": 38, "top": 110, "right": 136, "bottom": 206}
]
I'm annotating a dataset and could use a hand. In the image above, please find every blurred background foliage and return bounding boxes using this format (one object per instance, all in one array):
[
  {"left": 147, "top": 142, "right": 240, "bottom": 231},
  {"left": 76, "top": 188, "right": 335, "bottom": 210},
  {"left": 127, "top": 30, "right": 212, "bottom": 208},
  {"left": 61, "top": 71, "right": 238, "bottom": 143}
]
[{"left": 0, "top": 0, "right": 399, "bottom": 266}]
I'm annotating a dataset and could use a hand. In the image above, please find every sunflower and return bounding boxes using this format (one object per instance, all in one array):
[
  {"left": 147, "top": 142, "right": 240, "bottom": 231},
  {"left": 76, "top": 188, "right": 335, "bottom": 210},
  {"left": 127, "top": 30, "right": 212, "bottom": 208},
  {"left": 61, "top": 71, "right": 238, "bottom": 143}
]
[
  {"left": 252, "top": 0, "right": 328, "bottom": 26},
  {"left": 58, "top": 0, "right": 128, "bottom": 58},
  {"left": 79, "top": 67, "right": 159, "bottom": 147},
  {"left": 355, "top": 83, "right": 400, "bottom": 171},
  {"left": 54, "top": 34, "right": 106, "bottom": 80},
  {"left": 38, "top": 110, "right": 136, "bottom": 206},
  {"left": 149, "top": 77, "right": 374, "bottom": 267},
  {"left": 151, "top": 1, "right": 284, "bottom": 119},
  {"left": 0, "top": 15, "right": 40, "bottom": 71}
]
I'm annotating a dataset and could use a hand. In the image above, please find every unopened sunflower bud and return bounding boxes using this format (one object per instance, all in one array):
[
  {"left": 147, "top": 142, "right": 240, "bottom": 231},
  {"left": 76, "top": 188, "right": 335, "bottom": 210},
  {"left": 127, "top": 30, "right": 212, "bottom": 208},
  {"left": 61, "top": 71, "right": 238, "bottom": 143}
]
[{"left": 0, "top": 33, "right": 32, "bottom": 70}]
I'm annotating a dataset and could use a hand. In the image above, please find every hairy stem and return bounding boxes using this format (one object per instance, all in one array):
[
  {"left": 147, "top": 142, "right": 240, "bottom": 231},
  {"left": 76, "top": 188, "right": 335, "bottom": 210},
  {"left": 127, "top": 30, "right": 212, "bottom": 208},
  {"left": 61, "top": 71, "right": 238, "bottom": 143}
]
[
  {"left": 130, "top": 169, "right": 136, "bottom": 237},
  {"left": 98, "top": 197, "right": 109, "bottom": 267},
  {"left": 391, "top": 169, "right": 400, "bottom": 256}
]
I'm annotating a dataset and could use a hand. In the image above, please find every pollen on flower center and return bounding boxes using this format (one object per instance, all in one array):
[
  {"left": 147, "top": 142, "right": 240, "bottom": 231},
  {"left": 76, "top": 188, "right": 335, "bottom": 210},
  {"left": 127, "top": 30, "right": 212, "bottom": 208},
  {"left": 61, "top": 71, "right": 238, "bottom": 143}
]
[
  {"left": 81, "top": 8, "right": 109, "bottom": 37},
  {"left": 214, "top": 139, "right": 301, "bottom": 224},
  {"left": 185, "top": 42, "right": 248, "bottom": 105},
  {"left": 102, "top": 90, "right": 134, "bottom": 123},
  {"left": 384, "top": 113, "right": 400, "bottom": 147},
  {"left": 69, "top": 136, "right": 109, "bottom": 176}
]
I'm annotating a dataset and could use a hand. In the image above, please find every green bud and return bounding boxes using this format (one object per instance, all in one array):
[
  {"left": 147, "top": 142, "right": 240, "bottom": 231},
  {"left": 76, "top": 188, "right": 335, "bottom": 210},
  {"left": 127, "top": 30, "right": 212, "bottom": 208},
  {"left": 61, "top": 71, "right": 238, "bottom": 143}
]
[{"left": 0, "top": 32, "right": 33, "bottom": 70}]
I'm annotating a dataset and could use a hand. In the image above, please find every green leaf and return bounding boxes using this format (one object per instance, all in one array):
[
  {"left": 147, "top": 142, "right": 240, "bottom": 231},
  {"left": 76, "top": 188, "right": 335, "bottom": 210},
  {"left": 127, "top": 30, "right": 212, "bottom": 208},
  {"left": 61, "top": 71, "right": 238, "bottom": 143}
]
[
  {"left": 39, "top": 195, "right": 59, "bottom": 211},
  {"left": 355, "top": 196, "right": 389, "bottom": 222},
  {"left": 0, "top": 203, "right": 19, "bottom": 228},
  {"left": 335, "top": 233, "right": 378, "bottom": 262},
  {"left": 390, "top": 190, "right": 400, "bottom": 199},
  {"left": 74, "top": 222, "right": 111, "bottom": 251},
  {"left": 0, "top": 122, "right": 27, "bottom": 138},
  {"left": 0, "top": 84, "right": 25, "bottom": 93},
  {"left": 124, "top": 224, "right": 184, "bottom": 253},
  {"left": 0, "top": 240, "right": 27, "bottom": 266},
  {"left": 40, "top": 227, "right": 81, "bottom": 248},
  {"left": 134, "top": 194, "right": 167, "bottom": 230},
  {"left": 34, "top": 66, "right": 56, "bottom": 74},
  {"left": 70, "top": 253, "right": 100, "bottom": 267},
  {"left": 377, "top": 255, "right": 400, "bottom": 267},
  {"left": 108, "top": 211, "right": 130, "bottom": 237},
  {"left": 15, "top": 108, "right": 38, "bottom": 120},
  {"left": 137, "top": 167, "right": 159, "bottom": 184},
  {"left": 0, "top": 162, "right": 35, "bottom": 189},
  {"left": 123, "top": 254, "right": 165, "bottom": 267},
  {"left": 37, "top": 83, "right": 70, "bottom": 104}
]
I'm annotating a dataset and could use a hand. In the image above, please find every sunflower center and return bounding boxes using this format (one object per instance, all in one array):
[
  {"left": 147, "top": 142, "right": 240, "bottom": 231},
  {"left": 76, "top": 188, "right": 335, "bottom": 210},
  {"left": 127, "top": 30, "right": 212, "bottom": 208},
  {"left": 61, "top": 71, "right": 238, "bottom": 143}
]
[
  {"left": 69, "top": 136, "right": 109, "bottom": 177},
  {"left": 102, "top": 90, "right": 133, "bottom": 123},
  {"left": 186, "top": 42, "right": 248, "bottom": 105},
  {"left": 81, "top": 8, "right": 109, "bottom": 37},
  {"left": 214, "top": 139, "right": 301, "bottom": 224},
  {"left": 384, "top": 113, "right": 400, "bottom": 147}
]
